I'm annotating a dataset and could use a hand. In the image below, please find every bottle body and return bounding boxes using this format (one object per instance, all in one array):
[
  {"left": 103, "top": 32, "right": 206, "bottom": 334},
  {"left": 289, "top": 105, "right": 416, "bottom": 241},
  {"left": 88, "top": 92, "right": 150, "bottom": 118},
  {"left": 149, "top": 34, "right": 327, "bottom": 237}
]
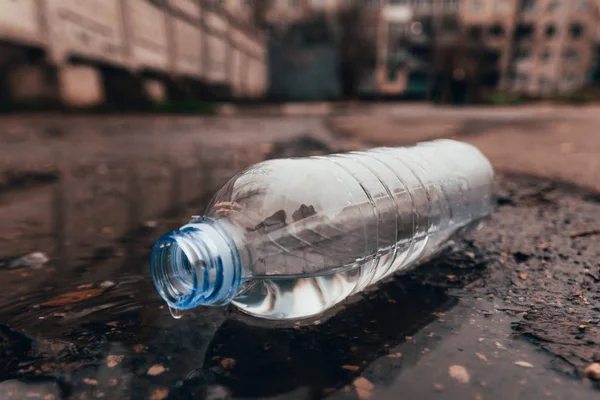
[{"left": 151, "top": 140, "right": 494, "bottom": 320}]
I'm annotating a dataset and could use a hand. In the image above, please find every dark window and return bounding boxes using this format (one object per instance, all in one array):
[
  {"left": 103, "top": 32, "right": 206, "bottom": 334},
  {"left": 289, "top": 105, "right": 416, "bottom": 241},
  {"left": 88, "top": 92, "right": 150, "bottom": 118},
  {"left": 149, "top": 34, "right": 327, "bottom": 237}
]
[
  {"left": 564, "top": 73, "right": 578, "bottom": 84},
  {"left": 388, "top": 61, "right": 402, "bottom": 81},
  {"left": 569, "top": 23, "right": 584, "bottom": 39},
  {"left": 563, "top": 48, "right": 580, "bottom": 62},
  {"left": 540, "top": 48, "right": 552, "bottom": 63},
  {"left": 303, "top": 29, "right": 329, "bottom": 45},
  {"left": 515, "top": 47, "right": 531, "bottom": 61},
  {"left": 515, "top": 24, "right": 534, "bottom": 40},
  {"left": 441, "top": 17, "right": 459, "bottom": 32},
  {"left": 468, "top": 25, "right": 483, "bottom": 40},
  {"left": 412, "top": 46, "right": 431, "bottom": 59},
  {"left": 420, "top": 18, "right": 433, "bottom": 36},
  {"left": 482, "top": 72, "right": 500, "bottom": 86},
  {"left": 489, "top": 24, "right": 505, "bottom": 38},
  {"left": 519, "top": 0, "right": 536, "bottom": 12},
  {"left": 484, "top": 51, "right": 501, "bottom": 64},
  {"left": 545, "top": 24, "right": 557, "bottom": 38}
]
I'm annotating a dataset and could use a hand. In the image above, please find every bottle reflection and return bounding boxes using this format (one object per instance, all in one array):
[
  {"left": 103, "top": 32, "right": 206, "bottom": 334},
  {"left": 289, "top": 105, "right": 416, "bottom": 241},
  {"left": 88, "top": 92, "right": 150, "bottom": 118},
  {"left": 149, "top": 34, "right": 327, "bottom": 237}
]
[{"left": 173, "top": 277, "right": 457, "bottom": 399}]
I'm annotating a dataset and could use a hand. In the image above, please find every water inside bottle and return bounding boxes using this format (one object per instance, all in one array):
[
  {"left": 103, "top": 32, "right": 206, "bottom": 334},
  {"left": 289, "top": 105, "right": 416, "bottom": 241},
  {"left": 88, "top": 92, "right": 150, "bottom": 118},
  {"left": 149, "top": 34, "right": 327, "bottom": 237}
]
[{"left": 231, "top": 240, "right": 424, "bottom": 319}]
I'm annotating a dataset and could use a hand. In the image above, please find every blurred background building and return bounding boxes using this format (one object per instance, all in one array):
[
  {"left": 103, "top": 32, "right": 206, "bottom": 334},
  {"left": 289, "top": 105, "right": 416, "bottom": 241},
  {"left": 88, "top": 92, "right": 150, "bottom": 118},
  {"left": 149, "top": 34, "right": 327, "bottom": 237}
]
[
  {"left": 253, "top": 0, "right": 600, "bottom": 101},
  {"left": 1, "top": 0, "right": 599, "bottom": 105},
  {"left": 0, "top": 0, "right": 268, "bottom": 108}
]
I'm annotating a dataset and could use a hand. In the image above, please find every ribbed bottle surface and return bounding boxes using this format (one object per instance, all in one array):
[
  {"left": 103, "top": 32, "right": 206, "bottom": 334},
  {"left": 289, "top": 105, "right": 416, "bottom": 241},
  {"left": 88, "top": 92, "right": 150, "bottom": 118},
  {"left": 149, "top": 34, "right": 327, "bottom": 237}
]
[{"left": 151, "top": 140, "right": 494, "bottom": 320}]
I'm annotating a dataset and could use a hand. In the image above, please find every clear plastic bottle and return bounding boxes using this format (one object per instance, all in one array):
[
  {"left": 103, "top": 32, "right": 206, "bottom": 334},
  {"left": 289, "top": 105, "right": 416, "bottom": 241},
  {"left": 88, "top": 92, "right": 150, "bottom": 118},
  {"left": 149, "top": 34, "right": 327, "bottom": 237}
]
[{"left": 151, "top": 139, "right": 494, "bottom": 320}]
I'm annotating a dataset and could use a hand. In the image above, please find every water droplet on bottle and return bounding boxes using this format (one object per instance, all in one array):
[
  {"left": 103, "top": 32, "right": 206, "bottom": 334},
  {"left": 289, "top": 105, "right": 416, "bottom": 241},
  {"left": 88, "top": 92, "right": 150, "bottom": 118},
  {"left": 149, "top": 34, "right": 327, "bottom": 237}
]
[{"left": 169, "top": 306, "right": 185, "bottom": 319}]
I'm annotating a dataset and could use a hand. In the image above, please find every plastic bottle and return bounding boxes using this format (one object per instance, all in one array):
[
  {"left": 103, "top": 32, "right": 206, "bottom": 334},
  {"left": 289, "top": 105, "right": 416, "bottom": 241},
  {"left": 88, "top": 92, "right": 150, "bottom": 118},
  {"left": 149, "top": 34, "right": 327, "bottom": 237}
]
[{"left": 151, "top": 139, "right": 494, "bottom": 320}]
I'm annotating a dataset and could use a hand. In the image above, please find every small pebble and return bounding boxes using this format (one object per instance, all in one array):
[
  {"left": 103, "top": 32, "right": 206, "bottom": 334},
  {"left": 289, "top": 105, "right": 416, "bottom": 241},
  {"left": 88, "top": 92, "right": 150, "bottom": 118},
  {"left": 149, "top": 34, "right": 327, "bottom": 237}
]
[
  {"left": 147, "top": 365, "right": 167, "bottom": 376},
  {"left": 449, "top": 365, "right": 470, "bottom": 383},
  {"left": 353, "top": 376, "right": 375, "bottom": 399},
  {"left": 9, "top": 252, "right": 49, "bottom": 269},
  {"left": 584, "top": 363, "right": 600, "bottom": 380},
  {"left": 514, "top": 361, "right": 534, "bottom": 368},
  {"left": 143, "top": 220, "right": 158, "bottom": 229},
  {"left": 220, "top": 358, "right": 236, "bottom": 370},
  {"left": 353, "top": 377, "right": 374, "bottom": 390},
  {"left": 77, "top": 283, "right": 93, "bottom": 290},
  {"left": 106, "top": 355, "right": 124, "bottom": 368},
  {"left": 133, "top": 344, "right": 145, "bottom": 353},
  {"left": 150, "top": 388, "right": 169, "bottom": 400},
  {"left": 519, "top": 273, "right": 527, "bottom": 280}
]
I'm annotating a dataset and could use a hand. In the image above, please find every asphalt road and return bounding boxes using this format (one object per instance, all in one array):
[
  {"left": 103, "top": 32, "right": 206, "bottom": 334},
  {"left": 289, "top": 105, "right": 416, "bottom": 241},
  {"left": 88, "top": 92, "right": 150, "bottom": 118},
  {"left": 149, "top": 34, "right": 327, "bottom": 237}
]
[{"left": 0, "top": 105, "right": 599, "bottom": 400}]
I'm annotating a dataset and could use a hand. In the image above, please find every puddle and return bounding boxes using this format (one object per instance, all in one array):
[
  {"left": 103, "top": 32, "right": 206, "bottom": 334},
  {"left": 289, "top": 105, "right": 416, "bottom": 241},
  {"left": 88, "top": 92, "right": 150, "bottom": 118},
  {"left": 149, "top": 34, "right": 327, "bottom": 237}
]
[{"left": 0, "top": 135, "right": 598, "bottom": 399}]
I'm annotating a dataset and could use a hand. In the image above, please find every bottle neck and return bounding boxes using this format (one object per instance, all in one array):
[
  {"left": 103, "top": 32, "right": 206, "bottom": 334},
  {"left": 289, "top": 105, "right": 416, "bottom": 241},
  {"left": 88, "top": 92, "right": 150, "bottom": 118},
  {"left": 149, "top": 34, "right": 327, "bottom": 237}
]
[{"left": 150, "top": 217, "right": 242, "bottom": 310}]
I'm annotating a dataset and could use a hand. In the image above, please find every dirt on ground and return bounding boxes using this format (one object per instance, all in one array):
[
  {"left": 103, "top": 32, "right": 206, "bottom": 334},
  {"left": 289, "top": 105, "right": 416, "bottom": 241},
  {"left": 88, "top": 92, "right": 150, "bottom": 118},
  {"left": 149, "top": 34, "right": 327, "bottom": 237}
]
[
  {"left": 0, "top": 107, "right": 599, "bottom": 399},
  {"left": 470, "top": 174, "right": 600, "bottom": 378}
]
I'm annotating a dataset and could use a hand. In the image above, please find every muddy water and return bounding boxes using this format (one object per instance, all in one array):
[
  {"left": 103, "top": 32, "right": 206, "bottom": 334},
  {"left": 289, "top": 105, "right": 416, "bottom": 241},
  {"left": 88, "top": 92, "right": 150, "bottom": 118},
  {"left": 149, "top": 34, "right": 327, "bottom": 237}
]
[
  {"left": 0, "top": 132, "right": 264, "bottom": 399},
  {"left": 0, "top": 135, "right": 598, "bottom": 399}
]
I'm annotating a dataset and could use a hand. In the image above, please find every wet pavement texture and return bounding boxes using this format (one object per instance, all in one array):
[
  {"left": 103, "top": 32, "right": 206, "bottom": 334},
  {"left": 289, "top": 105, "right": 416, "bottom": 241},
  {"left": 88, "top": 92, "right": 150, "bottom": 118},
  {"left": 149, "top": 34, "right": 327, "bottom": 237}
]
[{"left": 0, "top": 110, "right": 599, "bottom": 399}]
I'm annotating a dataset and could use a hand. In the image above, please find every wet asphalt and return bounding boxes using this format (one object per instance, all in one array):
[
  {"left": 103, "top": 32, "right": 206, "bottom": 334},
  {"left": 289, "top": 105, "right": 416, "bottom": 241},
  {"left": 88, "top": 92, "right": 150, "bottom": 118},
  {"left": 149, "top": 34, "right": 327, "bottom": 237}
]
[{"left": 0, "top": 106, "right": 599, "bottom": 399}]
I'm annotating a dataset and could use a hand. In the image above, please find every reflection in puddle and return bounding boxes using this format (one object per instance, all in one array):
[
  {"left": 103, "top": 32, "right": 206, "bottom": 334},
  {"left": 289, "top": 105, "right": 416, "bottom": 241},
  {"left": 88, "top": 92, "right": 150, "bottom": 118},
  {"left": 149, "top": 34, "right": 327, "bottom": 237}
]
[
  {"left": 0, "top": 140, "right": 269, "bottom": 397},
  {"left": 0, "top": 138, "right": 486, "bottom": 399},
  {"left": 172, "top": 279, "right": 457, "bottom": 399},
  {"left": 0, "top": 141, "right": 235, "bottom": 324}
]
